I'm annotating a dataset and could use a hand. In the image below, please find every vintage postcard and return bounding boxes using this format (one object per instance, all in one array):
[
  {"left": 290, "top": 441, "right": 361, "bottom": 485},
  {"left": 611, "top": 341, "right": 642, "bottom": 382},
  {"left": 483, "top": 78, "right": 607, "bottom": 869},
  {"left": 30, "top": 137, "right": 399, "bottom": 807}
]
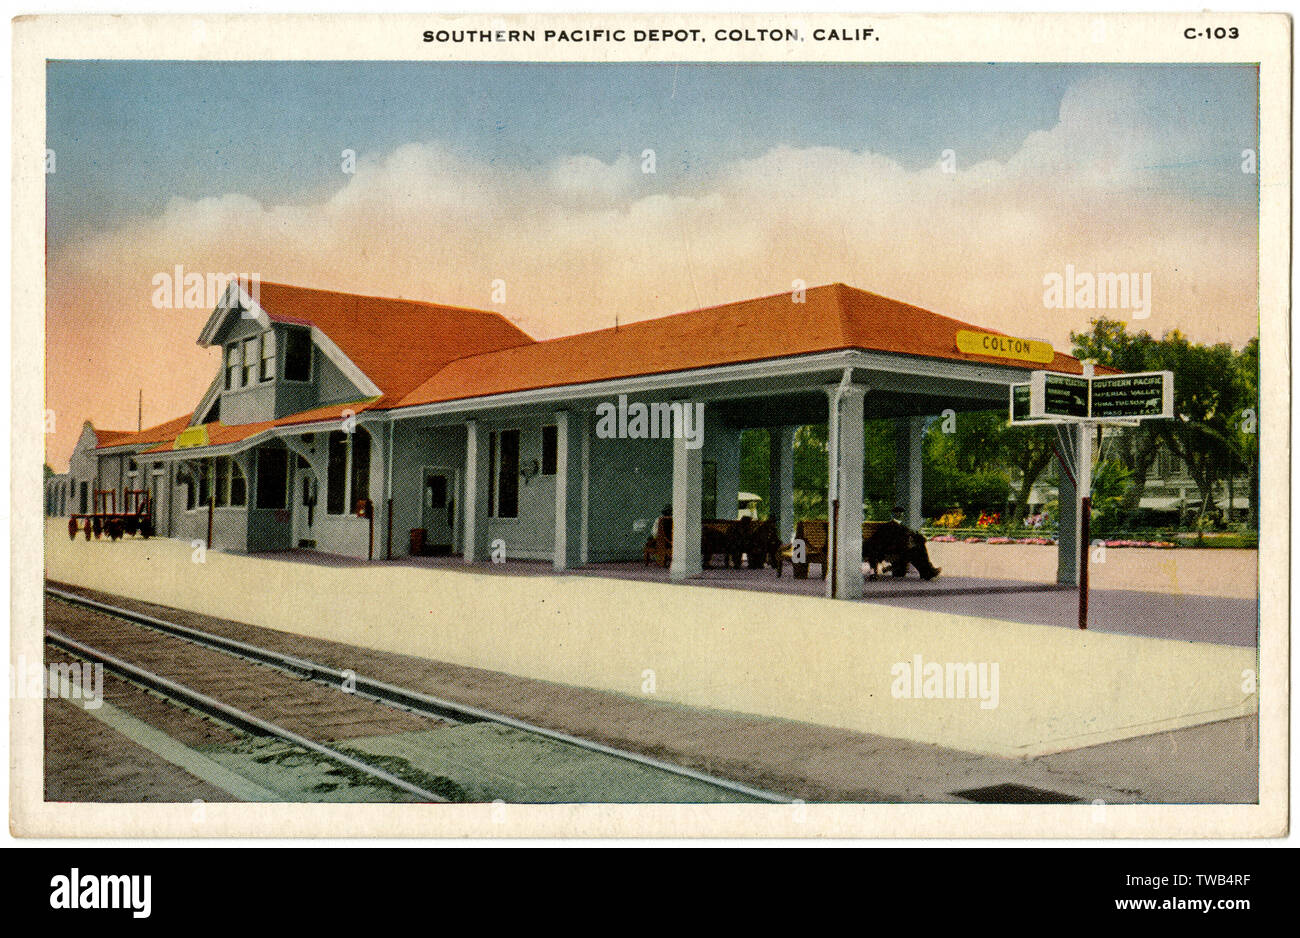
[{"left": 10, "top": 11, "right": 1289, "bottom": 840}]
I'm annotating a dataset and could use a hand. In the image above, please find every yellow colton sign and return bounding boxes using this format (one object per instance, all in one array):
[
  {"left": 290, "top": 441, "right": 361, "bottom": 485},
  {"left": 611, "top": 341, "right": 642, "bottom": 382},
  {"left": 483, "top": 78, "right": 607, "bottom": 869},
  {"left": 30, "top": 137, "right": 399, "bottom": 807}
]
[
  {"left": 956, "top": 330, "right": 1054, "bottom": 364},
  {"left": 174, "top": 425, "right": 209, "bottom": 449}
]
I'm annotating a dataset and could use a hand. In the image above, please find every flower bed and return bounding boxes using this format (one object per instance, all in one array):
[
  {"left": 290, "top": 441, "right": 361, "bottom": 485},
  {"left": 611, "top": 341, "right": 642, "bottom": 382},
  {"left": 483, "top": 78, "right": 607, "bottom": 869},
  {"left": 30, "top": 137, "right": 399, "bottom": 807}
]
[
  {"left": 1101, "top": 539, "right": 1177, "bottom": 549},
  {"left": 926, "top": 532, "right": 1174, "bottom": 548},
  {"left": 922, "top": 526, "right": 1253, "bottom": 549}
]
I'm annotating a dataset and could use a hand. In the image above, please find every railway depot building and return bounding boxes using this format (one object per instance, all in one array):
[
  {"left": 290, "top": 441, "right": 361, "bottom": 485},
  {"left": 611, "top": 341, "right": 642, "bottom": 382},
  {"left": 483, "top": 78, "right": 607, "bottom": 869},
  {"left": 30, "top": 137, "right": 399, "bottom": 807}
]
[{"left": 54, "top": 279, "right": 1097, "bottom": 599}]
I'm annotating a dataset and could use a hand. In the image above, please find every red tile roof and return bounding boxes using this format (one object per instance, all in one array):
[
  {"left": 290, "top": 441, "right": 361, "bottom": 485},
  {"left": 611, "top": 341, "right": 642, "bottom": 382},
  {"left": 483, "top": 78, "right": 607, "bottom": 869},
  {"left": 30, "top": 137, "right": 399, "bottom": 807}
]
[
  {"left": 393, "top": 282, "right": 1097, "bottom": 409},
  {"left": 140, "top": 401, "right": 375, "bottom": 454},
  {"left": 91, "top": 428, "right": 137, "bottom": 448},
  {"left": 125, "top": 281, "right": 1105, "bottom": 457},
  {"left": 95, "top": 414, "right": 194, "bottom": 450},
  {"left": 248, "top": 281, "right": 535, "bottom": 405}
]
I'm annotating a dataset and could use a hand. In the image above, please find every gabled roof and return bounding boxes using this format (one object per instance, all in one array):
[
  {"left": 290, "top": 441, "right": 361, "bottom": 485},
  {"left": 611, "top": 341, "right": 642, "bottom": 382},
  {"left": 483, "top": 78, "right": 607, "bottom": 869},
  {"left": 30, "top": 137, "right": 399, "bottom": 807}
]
[
  {"left": 94, "top": 414, "right": 194, "bottom": 451},
  {"left": 228, "top": 280, "right": 536, "bottom": 406},
  {"left": 393, "top": 282, "right": 1094, "bottom": 409},
  {"left": 91, "top": 428, "right": 137, "bottom": 448}
]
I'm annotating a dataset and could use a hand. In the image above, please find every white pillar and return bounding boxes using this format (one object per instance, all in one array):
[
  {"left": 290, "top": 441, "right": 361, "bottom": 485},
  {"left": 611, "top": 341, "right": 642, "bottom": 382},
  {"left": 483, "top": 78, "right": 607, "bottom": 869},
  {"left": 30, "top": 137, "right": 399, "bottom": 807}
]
[
  {"left": 463, "top": 419, "right": 491, "bottom": 563},
  {"left": 828, "top": 383, "right": 866, "bottom": 599},
  {"left": 670, "top": 405, "right": 704, "bottom": 581},
  {"left": 768, "top": 425, "right": 795, "bottom": 540},
  {"left": 712, "top": 424, "right": 742, "bottom": 521},
  {"left": 553, "top": 410, "right": 587, "bottom": 570},
  {"left": 1056, "top": 424, "right": 1079, "bottom": 586},
  {"left": 894, "top": 415, "right": 926, "bottom": 530}
]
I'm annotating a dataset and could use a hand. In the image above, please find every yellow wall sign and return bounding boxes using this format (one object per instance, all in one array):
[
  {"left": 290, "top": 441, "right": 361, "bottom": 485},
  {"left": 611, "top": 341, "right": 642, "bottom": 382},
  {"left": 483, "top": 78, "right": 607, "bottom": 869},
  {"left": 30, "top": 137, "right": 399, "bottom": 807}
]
[
  {"left": 174, "top": 425, "right": 210, "bottom": 449},
  {"left": 955, "top": 330, "right": 1054, "bottom": 364}
]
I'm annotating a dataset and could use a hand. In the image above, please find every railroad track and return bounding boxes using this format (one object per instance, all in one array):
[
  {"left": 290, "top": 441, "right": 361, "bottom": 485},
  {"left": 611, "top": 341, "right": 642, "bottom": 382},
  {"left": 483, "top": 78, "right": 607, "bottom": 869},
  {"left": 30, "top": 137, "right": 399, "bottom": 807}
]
[{"left": 45, "top": 586, "right": 789, "bottom": 805}]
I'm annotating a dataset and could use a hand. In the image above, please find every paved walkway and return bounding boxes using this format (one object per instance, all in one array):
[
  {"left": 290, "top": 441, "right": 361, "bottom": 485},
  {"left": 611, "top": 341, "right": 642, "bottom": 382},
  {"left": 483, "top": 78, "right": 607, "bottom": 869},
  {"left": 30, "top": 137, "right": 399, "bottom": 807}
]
[
  {"left": 379, "top": 549, "right": 1255, "bottom": 647},
  {"left": 872, "top": 587, "right": 1257, "bottom": 647}
]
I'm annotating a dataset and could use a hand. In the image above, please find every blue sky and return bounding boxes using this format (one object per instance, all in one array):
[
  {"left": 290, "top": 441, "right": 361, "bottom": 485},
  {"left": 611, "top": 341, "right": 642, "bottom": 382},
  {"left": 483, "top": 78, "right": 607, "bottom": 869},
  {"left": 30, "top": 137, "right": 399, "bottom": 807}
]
[
  {"left": 46, "top": 61, "right": 1260, "bottom": 468},
  {"left": 47, "top": 61, "right": 1256, "bottom": 249}
]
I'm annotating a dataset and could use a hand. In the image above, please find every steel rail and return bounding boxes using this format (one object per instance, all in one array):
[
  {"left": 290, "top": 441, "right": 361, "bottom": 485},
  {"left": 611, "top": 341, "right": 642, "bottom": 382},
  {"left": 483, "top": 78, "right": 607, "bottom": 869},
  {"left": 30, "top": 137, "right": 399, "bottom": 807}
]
[
  {"left": 46, "top": 586, "right": 791, "bottom": 804},
  {"left": 44, "top": 628, "right": 451, "bottom": 803}
]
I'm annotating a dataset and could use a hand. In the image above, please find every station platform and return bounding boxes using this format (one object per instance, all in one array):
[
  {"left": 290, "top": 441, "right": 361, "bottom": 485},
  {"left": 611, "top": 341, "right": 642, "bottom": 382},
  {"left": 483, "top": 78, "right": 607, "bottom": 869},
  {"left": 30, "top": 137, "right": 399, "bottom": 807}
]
[{"left": 39, "top": 521, "right": 1258, "bottom": 760}]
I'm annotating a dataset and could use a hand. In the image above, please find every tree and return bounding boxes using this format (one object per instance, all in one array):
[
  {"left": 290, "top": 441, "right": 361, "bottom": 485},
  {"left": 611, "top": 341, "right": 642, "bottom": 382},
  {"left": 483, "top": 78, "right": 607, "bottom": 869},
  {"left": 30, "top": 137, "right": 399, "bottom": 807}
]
[
  {"left": 998, "top": 424, "right": 1056, "bottom": 525},
  {"left": 923, "top": 413, "right": 1012, "bottom": 519},
  {"left": 738, "top": 428, "right": 771, "bottom": 517},
  {"left": 1148, "top": 330, "right": 1246, "bottom": 526},
  {"left": 1233, "top": 337, "right": 1260, "bottom": 529},
  {"left": 792, "top": 424, "right": 828, "bottom": 520}
]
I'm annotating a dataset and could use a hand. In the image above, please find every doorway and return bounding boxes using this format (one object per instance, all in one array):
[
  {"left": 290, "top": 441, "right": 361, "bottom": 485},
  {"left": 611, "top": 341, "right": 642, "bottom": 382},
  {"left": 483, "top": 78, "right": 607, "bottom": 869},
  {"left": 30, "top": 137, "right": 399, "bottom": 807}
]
[
  {"left": 293, "top": 455, "right": 319, "bottom": 548},
  {"left": 421, "top": 467, "right": 457, "bottom": 554}
]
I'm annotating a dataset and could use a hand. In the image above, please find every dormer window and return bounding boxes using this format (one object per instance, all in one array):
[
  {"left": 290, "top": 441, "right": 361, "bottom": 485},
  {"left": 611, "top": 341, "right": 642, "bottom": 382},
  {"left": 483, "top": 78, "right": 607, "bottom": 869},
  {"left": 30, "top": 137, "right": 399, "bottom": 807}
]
[
  {"left": 242, "top": 337, "right": 258, "bottom": 386},
  {"left": 260, "top": 330, "right": 276, "bottom": 382},
  {"left": 225, "top": 344, "right": 239, "bottom": 390}
]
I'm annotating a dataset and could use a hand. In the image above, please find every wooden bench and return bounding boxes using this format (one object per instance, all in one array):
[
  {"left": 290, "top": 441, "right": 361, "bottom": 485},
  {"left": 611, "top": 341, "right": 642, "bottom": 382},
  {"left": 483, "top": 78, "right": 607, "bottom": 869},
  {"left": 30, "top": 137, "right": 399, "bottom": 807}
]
[
  {"left": 777, "top": 519, "right": 829, "bottom": 579},
  {"left": 643, "top": 515, "right": 673, "bottom": 567},
  {"left": 862, "top": 521, "right": 887, "bottom": 540},
  {"left": 645, "top": 517, "right": 783, "bottom": 570},
  {"left": 777, "top": 520, "right": 891, "bottom": 579}
]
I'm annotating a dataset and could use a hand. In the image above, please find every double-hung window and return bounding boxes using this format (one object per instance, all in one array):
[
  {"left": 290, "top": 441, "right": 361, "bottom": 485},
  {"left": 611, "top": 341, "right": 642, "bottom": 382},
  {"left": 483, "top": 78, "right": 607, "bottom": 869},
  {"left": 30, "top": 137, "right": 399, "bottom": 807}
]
[
  {"left": 260, "top": 330, "right": 276, "bottom": 382},
  {"left": 242, "top": 337, "right": 258, "bottom": 386}
]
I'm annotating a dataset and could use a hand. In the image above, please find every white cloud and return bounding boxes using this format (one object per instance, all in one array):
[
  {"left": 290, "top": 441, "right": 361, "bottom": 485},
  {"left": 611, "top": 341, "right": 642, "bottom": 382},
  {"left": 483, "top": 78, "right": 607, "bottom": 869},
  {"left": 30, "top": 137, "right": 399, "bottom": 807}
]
[{"left": 46, "top": 75, "right": 1258, "bottom": 468}]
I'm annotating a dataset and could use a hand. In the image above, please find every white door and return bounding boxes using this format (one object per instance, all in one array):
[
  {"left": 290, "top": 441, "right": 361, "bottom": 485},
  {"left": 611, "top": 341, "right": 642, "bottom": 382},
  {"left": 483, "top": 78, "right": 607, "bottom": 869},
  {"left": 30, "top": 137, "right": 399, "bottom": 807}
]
[
  {"left": 293, "top": 457, "right": 318, "bottom": 548},
  {"left": 422, "top": 468, "right": 455, "bottom": 552}
]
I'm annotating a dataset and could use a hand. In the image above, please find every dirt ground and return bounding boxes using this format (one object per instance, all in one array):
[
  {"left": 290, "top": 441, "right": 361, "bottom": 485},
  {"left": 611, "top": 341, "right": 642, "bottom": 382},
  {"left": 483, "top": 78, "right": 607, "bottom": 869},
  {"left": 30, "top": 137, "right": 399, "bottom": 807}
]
[
  {"left": 925, "top": 541, "right": 1257, "bottom": 599},
  {"left": 44, "top": 696, "right": 236, "bottom": 804},
  {"left": 46, "top": 581, "right": 1258, "bottom": 805}
]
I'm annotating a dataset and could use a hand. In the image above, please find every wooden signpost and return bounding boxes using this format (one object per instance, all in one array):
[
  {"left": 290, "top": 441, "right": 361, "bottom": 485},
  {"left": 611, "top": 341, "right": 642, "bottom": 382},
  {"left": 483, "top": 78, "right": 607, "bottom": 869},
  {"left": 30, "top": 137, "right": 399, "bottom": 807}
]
[{"left": 1010, "top": 366, "right": 1174, "bottom": 629}]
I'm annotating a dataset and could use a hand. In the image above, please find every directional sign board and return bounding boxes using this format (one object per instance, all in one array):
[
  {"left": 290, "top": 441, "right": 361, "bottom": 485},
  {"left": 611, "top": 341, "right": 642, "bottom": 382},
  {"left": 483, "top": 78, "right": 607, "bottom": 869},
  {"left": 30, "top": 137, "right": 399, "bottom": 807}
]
[
  {"left": 1010, "top": 383, "right": 1033, "bottom": 423},
  {"left": 1030, "top": 371, "right": 1089, "bottom": 419},
  {"left": 1008, "top": 383, "right": 1066, "bottom": 425},
  {"left": 1089, "top": 370, "right": 1173, "bottom": 420},
  {"left": 1009, "top": 369, "right": 1174, "bottom": 425}
]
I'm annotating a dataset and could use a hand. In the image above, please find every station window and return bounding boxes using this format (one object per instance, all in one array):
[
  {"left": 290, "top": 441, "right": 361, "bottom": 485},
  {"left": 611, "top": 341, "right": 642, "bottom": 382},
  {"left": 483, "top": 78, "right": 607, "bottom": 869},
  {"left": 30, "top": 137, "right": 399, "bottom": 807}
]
[
  {"left": 225, "top": 344, "right": 239, "bottom": 390},
  {"left": 489, "top": 429, "right": 520, "bottom": 519},
  {"left": 283, "top": 327, "right": 312, "bottom": 382},
  {"left": 178, "top": 468, "right": 195, "bottom": 511},
  {"left": 350, "top": 427, "right": 370, "bottom": 507},
  {"left": 230, "top": 461, "right": 247, "bottom": 506},
  {"left": 214, "top": 458, "right": 230, "bottom": 507},
  {"left": 256, "top": 448, "right": 289, "bottom": 510},
  {"left": 212, "top": 456, "right": 247, "bottom": 508},
  {"left": 327, "top": 431, "right": 347, "bottom": 514},
  {"left": 326, "top": 427, "right": 371, "bottom": 515},
  {"left": 260, "top": 330, "right": 276, "bottom": 382},
  {"left": 242, "top": 337, "right": 258, "bottom": 386},
  {"left": 197, "top": 460, "right": 212, "bottom": 507},
  {"left": 541, "top": 425, "right": 558, "bottom": 476}
]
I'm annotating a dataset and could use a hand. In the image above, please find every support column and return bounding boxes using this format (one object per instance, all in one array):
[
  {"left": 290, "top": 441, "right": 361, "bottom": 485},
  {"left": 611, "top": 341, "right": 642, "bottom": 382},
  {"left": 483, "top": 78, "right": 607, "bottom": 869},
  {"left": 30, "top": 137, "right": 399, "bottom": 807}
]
[
  {"left": 768, "top": 426, "right": 795, "bottom": 540},
  {"left": 828, "top": 383, "right": 866, "bottom": 599},
  {"left": 1056, "top": 424, "right": 1079, "bottom": 586},
  {"left": 712, "top": 421, "right": 742, "bottom": 521},
  {"left": 463, "top": 419, "right": 491, "bottom": 563},
  {"left": 372, "top": 420, "right": 394, "bottom": 560},
  {"left": 894, "top": 415, "right": 926, "bottom": 530},
  {"left": 670, "top": 406, "right": 704, "bottom": 581},
  {"left": 553, "top": 410, "right": 587, "bottom": 570}
]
